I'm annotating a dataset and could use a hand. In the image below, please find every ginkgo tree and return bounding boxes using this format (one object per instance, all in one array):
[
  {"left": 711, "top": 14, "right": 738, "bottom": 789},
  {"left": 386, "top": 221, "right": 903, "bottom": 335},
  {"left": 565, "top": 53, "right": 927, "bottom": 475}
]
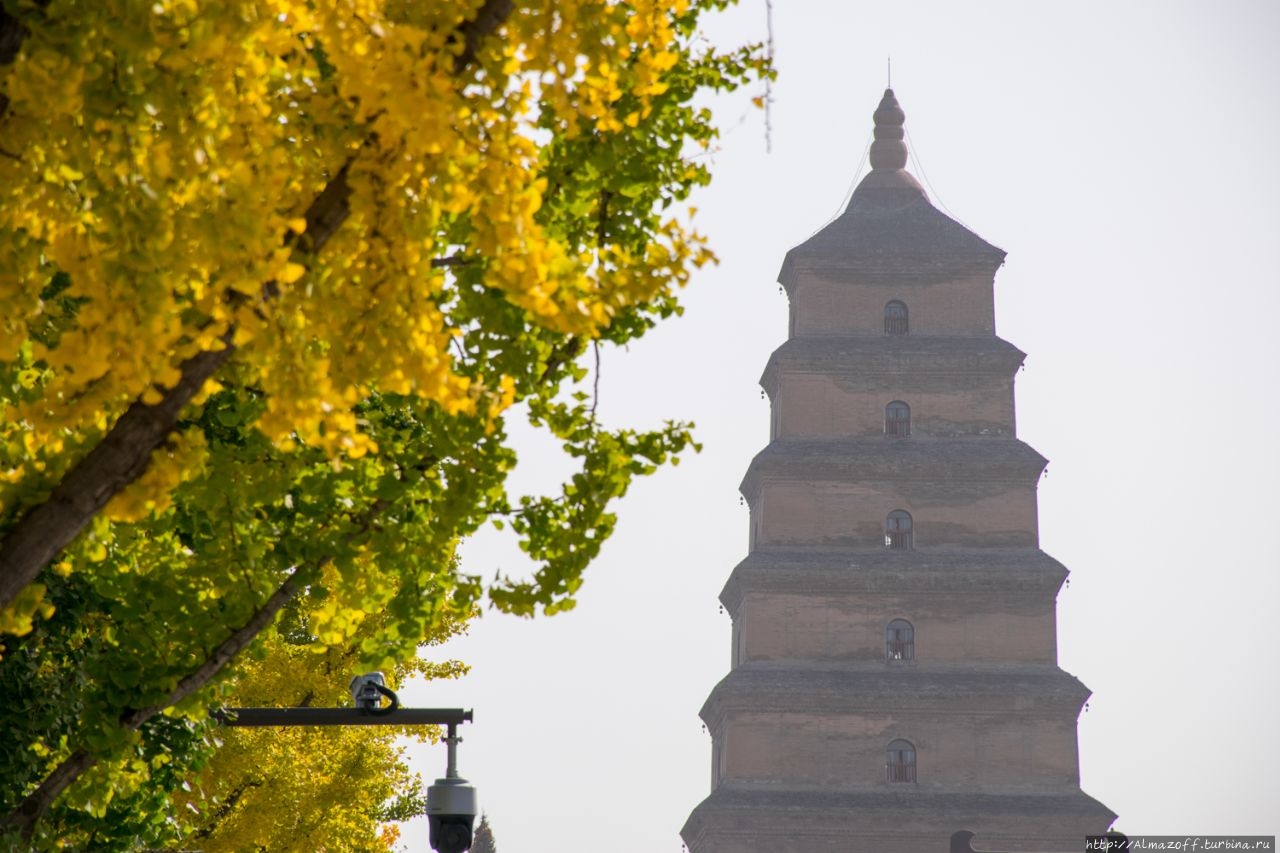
[
  {"left": 0, "top": 0, "right": 769, "bottom": 848},
  {"left": 169, "top": 626, "right": 470, "bottom": 851}
]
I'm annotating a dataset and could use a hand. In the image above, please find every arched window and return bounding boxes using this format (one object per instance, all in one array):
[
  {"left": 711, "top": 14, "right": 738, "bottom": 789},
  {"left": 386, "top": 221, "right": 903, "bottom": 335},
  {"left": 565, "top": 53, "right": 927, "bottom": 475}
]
[
  {"left": 886, "top": 619, "right": 915, "bottom": 662},
  {"left": 885, "top": 401, "right": 911, "bottom": 437},
  {"left": 885, "top": 510, "right": 913, "bottom": 550},
  {"left": 884, "top": 300, "right": 909, "bottom": 335},
  {"left": 886, "top": 739, "right": 917, "bottom": 783}
]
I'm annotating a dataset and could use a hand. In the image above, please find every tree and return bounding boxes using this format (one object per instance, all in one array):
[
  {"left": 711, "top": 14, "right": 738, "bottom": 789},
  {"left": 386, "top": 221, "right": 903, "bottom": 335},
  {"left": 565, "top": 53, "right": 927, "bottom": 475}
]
[
  {"left": 169, "top": 629, "right": 467, "bottom": 851},
  {"left": 472, "top": 812, "right": 498, "bottom": 853},
  {"left": 0, "top": 0, "right": 769, "bottom": 848}
]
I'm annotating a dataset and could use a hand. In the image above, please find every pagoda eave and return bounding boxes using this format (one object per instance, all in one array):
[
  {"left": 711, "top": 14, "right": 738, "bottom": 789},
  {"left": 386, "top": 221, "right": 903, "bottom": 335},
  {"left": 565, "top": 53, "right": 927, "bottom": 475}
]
[
  {"left": 719, "top": 547, "right": 1069, "bottom": 612},
  {"left": 700, "top": 665, "right": 1093, "bottom": 729},
  {"left": 740, "top": 438, "right": 1048, "bottom": 502},
  {"left": 761, "top": 336, "right": 1027, "bottom": 393},
  {"left": 683, "top": 785, "right": 1116, "bottom": 853}
]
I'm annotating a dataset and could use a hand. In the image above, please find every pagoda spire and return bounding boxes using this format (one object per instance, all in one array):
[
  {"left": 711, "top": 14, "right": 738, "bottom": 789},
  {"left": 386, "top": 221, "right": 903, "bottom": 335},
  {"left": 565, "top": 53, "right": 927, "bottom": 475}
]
[
  {"left": 868, "top": 88, "right": 908, "bottom": 171},
  {"left": 845, "top": 88, "right": 925, "bottom": 204}
]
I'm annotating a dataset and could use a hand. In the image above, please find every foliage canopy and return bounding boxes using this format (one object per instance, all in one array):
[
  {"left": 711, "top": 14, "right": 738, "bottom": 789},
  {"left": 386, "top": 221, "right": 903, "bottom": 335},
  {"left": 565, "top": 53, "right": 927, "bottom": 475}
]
[{"left": 0, "top": 0, "right": 767, "bottom": 846}]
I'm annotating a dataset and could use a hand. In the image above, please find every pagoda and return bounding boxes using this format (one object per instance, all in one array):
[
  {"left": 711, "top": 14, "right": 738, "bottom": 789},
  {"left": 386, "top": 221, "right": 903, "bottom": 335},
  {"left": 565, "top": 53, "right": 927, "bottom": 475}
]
[{"left": 681, "top": 90, "right": 1114, "bottom": 853}]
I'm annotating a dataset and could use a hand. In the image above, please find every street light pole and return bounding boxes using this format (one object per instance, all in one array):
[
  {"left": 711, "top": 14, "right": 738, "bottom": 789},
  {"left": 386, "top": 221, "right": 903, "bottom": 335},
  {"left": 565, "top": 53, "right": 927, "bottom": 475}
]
[
  {"left": 213, "top": 675, "right": 479, "bottom": 853},
  {"left": 445, "top": 723, "right": 460, "bottom": 778}
]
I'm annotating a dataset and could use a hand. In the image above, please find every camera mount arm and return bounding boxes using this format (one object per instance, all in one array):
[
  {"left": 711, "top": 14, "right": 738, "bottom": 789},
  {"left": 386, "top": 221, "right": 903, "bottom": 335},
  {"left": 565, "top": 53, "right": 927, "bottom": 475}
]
[{"left": 212, "top": 707, "right": 473, "bottom": 727}]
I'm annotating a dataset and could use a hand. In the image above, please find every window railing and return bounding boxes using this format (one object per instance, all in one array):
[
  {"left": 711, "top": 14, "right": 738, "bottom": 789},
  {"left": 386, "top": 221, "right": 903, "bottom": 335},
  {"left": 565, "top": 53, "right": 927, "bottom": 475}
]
[
  {"left": 886, "top": 761, "right": 917, "bottom": 783},
  {"left": 884, "top": 315, "right": 909, "bottom": 335},
  {"left": 885, "top": 418, "right": 910, "bottom": 437},
  {"left": 886, "top": 639, "right": 915, "bottom": 661},
  {"left": 885, "top": 531, "right": 913, "bottom": 550}
]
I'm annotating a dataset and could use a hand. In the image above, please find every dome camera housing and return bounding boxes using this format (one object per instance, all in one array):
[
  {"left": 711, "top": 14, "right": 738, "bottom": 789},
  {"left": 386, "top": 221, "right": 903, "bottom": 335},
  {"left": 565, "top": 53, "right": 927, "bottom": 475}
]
[{"left": 426, "top": 776, "right": 477, "bottom": 853}]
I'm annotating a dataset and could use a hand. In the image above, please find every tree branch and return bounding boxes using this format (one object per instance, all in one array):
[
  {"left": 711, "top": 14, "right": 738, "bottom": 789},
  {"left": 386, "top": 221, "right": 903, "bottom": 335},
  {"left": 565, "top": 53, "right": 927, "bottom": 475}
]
[
  {"left": 0, "top": 8, "right": 24, "bottom": 66},
  {"left": 454, "top": 0, "right": 516, "bottom": 74},
  {"left": 0, "top": 2, "right": 46, "bottom": 118},
  {"left": 295, "top": 160, "right": 354, "bottom": 255},
  {"left": 4, "top": 748, "right": 94, "bottom": 842},
  {"left": 2, "top": 572, "right": 298, "bottom": 840},
  {"left": 298, "top": 0, "right": 517, "bottom": 247},
  {"left": 0, "top": 7, "right": 26, "bottom": 119},
  {"left": 0, "top": 335, "right": 235, "bottom": 610},
  {"left": 2, "top": 488, "right": 397, "bottom": 839},
  {"left": 538, "top": 336, "right": 584, "bottom": 384},
  {"left": 0, "top": 0, "right": 517, "bottom": 613},
  {"left": 191, "top": 780, "right": 263, "bottom": 840},
  {"left": 430, "top": 255, "right": 469, "bottom": 268}
]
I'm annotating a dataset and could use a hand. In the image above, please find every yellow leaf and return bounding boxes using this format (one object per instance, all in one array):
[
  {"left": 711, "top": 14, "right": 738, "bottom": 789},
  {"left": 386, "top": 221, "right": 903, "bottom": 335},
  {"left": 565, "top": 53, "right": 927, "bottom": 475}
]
[{"left": 278, "top": 262, "right": 307, "bottom": 283}]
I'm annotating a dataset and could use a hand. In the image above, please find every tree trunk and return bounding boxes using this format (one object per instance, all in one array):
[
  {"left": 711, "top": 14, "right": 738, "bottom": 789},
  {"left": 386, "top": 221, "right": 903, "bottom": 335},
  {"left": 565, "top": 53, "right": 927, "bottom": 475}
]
[{"left": 0, "top": 0, "right": 515, "bottom": 612}]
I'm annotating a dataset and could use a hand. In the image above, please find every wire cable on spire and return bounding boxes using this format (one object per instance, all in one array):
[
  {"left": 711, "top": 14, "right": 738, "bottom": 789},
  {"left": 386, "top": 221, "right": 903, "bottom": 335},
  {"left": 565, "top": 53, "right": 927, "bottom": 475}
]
[
  {"left": 904, "top": 127, "right": 981, "bottom": 234},
  {"left": 799, "top": 128, "right": 873, "bottom": 244}
]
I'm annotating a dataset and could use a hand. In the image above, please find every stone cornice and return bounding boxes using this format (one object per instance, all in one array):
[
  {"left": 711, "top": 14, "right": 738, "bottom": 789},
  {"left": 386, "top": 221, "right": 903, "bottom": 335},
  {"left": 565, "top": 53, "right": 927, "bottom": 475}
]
[
  {"left": 740, "top": 438, "right": 1047, "bottom": 503},
  {"left": 760, "top": 335, "right": 1026, "bottom": 398},
  {"left": 779, "top": 255, "right": 1006, "bottom": 291},
  {"left": 699, "top": 664, "right": 1092, "bottom": 733},
  {"left": 682, "top": 785, "right": 1116, "bottom": 847},
  {"left": 719, "top": 547, "right": 1068, "bottom": 612}
]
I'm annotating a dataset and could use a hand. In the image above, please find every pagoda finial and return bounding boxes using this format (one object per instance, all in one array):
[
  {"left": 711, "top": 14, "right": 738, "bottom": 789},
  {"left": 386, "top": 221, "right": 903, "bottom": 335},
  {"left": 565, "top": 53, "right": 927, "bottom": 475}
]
[{"left": 869, "top": 89, "right": 908, "bottom": 171}]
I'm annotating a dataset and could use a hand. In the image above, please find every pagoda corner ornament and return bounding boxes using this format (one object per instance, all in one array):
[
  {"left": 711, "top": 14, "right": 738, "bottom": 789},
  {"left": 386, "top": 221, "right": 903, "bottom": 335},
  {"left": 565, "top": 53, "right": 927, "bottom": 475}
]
[{"left": 681, "top": 90, "right": 1114, "bottom": 853}]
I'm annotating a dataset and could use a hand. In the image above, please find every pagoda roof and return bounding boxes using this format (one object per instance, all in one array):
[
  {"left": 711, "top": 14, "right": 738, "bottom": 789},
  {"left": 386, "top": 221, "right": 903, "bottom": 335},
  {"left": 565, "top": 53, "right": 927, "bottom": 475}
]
[
  {"left": 779, "top": 90, "right": 1006, "bottom": 286},
  {"left": 719, "top": 547, "right": 1069, "bottom": 610},
  {"left": 740, "top": 437, "right": 1048, "bottom": 502},
  {"left": 762, "top": 334, "right": 1026, "bottom": 386},
  {"left": 700, "top": 663, "right": 1092, "bottom": 727},
  {"left": 688, "top": 784, "right": 1116, "bottom": 821},
  {"left": 683, "top": 785, "right": 1116, "bottom": 843}
]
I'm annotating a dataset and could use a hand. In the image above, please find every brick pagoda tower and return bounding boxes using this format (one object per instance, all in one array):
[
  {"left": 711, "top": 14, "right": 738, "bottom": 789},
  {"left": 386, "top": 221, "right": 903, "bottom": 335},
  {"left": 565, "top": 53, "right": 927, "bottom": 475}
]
[{"left": 681, "top": 90, "right": 1114, "bottom": 853}]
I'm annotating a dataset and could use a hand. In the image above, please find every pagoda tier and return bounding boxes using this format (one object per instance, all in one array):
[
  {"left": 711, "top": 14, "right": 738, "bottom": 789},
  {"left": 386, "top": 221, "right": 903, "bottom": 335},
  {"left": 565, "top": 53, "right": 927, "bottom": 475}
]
[
  {"left": 744, "top": 438, "right": 1048, "bottom": 552},
  {"left": 684, "top": 787, "right": 1114, "bottom": 853},
  {"left": 682, "top": 89, "right": 1114, "bottom": 853},
  {"left": 762, "top": 335, "right": 1026, "bottom": 440},
  {"left": 722, "top": 548, "right": 1068, "bottom": 669}
]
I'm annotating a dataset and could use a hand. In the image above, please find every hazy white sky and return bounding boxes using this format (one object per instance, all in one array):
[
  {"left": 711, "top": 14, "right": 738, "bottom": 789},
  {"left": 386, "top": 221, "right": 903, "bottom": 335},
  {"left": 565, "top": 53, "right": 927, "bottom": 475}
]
[{"left": 399, "top": 2, "right": 1280, "bottom": 849}]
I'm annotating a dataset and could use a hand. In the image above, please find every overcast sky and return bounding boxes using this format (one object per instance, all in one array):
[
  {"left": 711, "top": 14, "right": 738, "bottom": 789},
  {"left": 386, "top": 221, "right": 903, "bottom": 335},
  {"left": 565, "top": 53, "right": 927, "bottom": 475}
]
[{"left": 398, "top": 1, "right": 1280, "bottom": 850}]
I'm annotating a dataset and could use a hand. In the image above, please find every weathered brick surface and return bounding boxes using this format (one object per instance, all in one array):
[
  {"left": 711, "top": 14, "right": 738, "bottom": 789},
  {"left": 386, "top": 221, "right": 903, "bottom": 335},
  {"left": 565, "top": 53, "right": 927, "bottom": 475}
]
[
  {"left": 790, "top": 272, "right": 998, "bottom": 337},
  {"left": 773, "top": 373, "right": 1017, "bottom": 438},
  {"left": 754, "top": 480, "right": 1040, "bottom": 549},
  {"left": 684, "top": 89, "right": 1111, "bottom": 853},
  {"left": 736, "top": 591, "right": 1057, "bottom": 665},
  {"left": 718, "top": 708, "right": 1081, "bottom": 790}
]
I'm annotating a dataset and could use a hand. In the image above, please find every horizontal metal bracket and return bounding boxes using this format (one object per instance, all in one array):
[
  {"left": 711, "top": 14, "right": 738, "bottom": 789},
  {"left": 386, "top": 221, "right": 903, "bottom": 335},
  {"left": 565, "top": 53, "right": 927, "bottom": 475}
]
[{"left": 213, "top": 707, "right": 473, "bottom": 727}]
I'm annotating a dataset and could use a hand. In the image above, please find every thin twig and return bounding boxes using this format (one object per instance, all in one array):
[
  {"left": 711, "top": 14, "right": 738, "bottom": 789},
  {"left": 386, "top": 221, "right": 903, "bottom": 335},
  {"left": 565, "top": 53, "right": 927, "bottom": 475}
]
[
  {"left": 430, "top": 255, "right": 468, "bottom": 268},
  {"left": 764, "top": 0, "right": 774, "bottom": 153},
  {"left": 590, "top": 341, "right": 601, "bottom": 422}
]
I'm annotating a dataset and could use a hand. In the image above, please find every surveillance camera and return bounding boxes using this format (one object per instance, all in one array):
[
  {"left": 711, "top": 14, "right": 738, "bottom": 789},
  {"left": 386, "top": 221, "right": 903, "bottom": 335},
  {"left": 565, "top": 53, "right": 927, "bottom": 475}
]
[
  {"left": 426, "top": 777, "right": 478, "bottom": 853},
  {"left": 349, "top": 672, "right": 397, "bottom": 714}
]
